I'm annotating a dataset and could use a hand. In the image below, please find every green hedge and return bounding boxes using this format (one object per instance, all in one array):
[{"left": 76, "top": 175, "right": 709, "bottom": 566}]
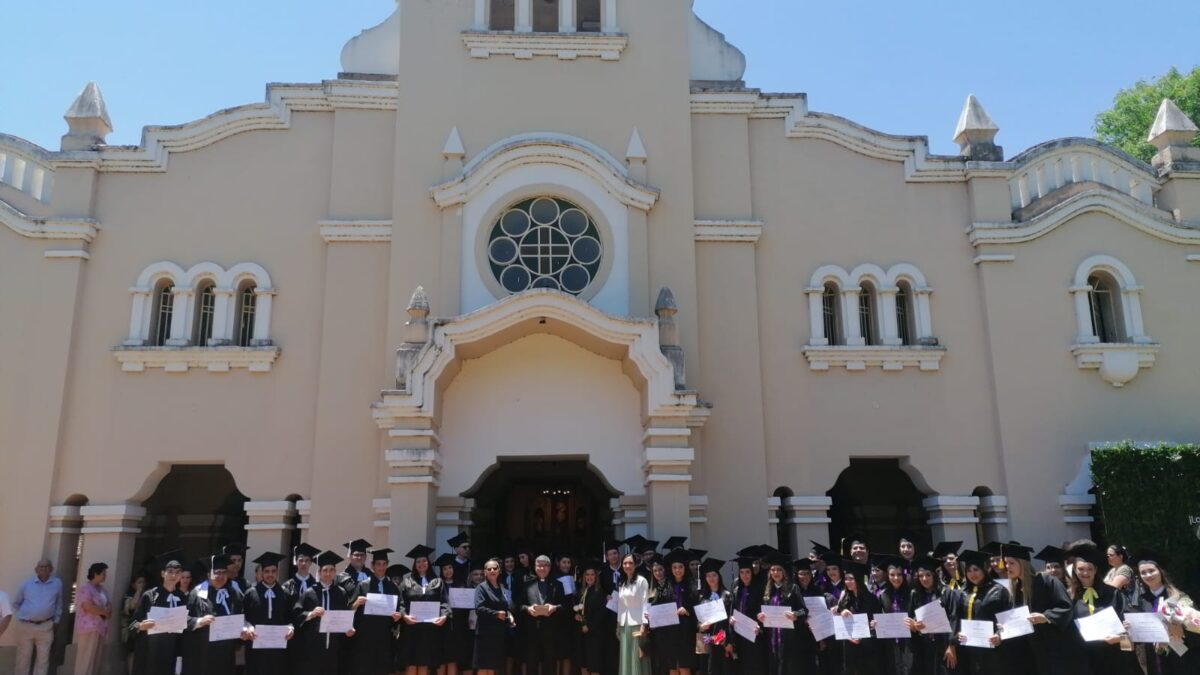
[{"left": 1091, "top": 442, "right": 1200, "bottom": 594}]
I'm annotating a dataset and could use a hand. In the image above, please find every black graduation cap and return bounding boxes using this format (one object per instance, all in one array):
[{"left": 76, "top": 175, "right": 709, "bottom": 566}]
[
  {"left": 386, "top": 564, "right": 411, "bottom": 578},
  {"left": 819, "top": 552, "right": 842, "bottom": 568},
  {"left": 736, "top": 544, "right": 777, "bottom": 558},
  {"left": 957, "top": 550, "right": 991, "bottom": 571},
  {"left": 700, "top": 558, "right": 726, "bottom": 575},
  {"left": 1133, "top": 549, "right": 1169, "bottom": 568},
  {"left": 932, "top": 541, "right": 962, "bottom": 559},
  {"left": 188, "top": 560, "right": 207, "bottom": 578},
  {"left": 252, "top": 552, "right": 286, "bottom": 568},
  {"left": 998, "top": 542, "right": 1033, "bottom": 561},
  {"left": 663, "top": 548, "right": 692, "bottom": 567},
  {"left": 841, "top": 534, "right": 869, "bottom": 557},
  {"left": 980, "top": 541, "right": 1003, "bottom": 556},
  {"left": 602, "top": 540, "right": 623, "bottom": 554},
  {"left": 314, "top": 551, "right": 344, "bottom": 569},
  {"left": 209, "top": 554, "right": 232, "bottom": 570},
  {"left": 809, "top": 541, "right": 831, "bottom": 556},
  {"left": 222, "top": 543, "right": 248, "bottom": 556},
  {"left": 897, "top": 530, "right": 919, "bottom": 545},
  {"left": 871, "top": 554, "right": 906, "bottom": 571},
  {"left": 447, "top": 532, "right": 470, "bottom": 548},
  {"left": 1034, "top": 546, "right": 1067, "bottom": 565},
  {"left": 911, "top": 556, "right": 941, "bottom": 573},
  {"left": 156, "top": 550, "right": 185, "bottom": 570},
  {"left": 434, "top": 553, "right": 457, "bottom": 568},
  {"left": 293, "top": 543, "right": 321, "bottom": 560},
  {"left": 762, "top": 552, "right": 791, "bottom": 570},
  {"left": 662, "top": 536, "right": 688, "bottom": 551},
  {"left": 371, "top": 548, "right": 394, "bottom": 563},
  {"left": 579, "top": 559, "right": 606, "bottom": 574},
  {"left": 344, "top": 539, "right": 372, "bottom": 554},
  {"left": 792, "top": 559, "right": 814, "bottom": 572},
  {"left": 735, "top": 556, "right": 757, "bottom": 570},
  {"left": 1064, "top": 545, "right": 1104, "bottom": 569},
  {"left": 623, "top": 535, "right": 657, "bottom": 553},
  {"left": 687, "top": 549, "right": 707, "bottom": 562},
  {"left": 841, "top": 560, "right": 869, "bottom": 580},
  {"left": 406, "top": 545, "right": 435, "bottom": 561}
]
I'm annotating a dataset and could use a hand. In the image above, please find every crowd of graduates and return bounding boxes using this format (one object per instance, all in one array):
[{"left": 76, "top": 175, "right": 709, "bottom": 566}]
[{"left": 123, "top": 531, "right": 1200, "bottom": 675}]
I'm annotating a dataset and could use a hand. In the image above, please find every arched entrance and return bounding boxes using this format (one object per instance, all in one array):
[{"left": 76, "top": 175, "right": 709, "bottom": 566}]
[
  {"left": 465, "top": 458, "right": 618, "bottom": 559},
  {"left": 827, "top": 459, "right": 931, "bottom": 555},
  {"left": 134, "top": 465, "right": 248, "bottom": 575}
]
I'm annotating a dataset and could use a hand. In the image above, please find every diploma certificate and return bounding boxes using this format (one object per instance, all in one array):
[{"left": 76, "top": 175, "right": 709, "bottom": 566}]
[
  {"left": 449, "top": 588, "right": 476, "bottom": 610},
  {"left": 694, "top": 600, "right": 727, "bottom": 626},
  {"left": 409, "top": 601, "right": 443, "bottom": 623},
  {"left": 914, "top": 602, "right": 953, "bottom": 635},
  {"left": 209, "top": 615, "right": 244, "bottom": 642},
  {"left": 873, "top": 613, "right": 911, "bottom": 639},
  {"left": 252, "top": 624, "right": 289, "bottom": 649},
  {"left": 1075, "top": 607, "right": 1125, "bottom": 642},
  {"left": 147, "top": 606, "right": 187, "bottom": 635},
  {"left": 648, "top": 603, "right": 680, "bottom": 628},
  {"left": 319, "top": 610, "right": 356, "bottom": 633},
  {"left": 730, "top": 610, "right": 758, "bottom": 642},
  {"left": 833, "top": 613, "right": 870, "bottom": 641},
  {"left": 365, "top": 594, "right": 399, "bottom": 617},
  {"left": 996, "top": 606, "right": 1034, "bottom": 640},
  {"left": 1125, "top": 613, "right": 1170, "bottom": 643},
  {"left": 760, "top": 605, "right": 794, "bottom": 629},
  {"left": 959, "top": 619, "right": 995, "bottom": 648}
]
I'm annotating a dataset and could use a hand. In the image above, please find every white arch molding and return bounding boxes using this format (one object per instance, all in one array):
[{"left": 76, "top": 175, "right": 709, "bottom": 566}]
[
  {"left": 1068, "top": 254, "right": 1159, "bottom": 387},
  {"left": 805, "top": 263, "right": 936, "bottom": 350},
  {"left": 125, "top": 261, "right": 275, "bottom": 347}
]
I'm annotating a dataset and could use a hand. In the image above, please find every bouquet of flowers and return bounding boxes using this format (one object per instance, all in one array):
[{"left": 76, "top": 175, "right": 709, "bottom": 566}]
[{"left": 702, "top": 629, "right": 727, "bottom": 646}]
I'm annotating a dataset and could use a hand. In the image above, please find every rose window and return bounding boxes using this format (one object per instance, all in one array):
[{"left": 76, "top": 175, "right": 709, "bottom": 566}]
[{"left": 488, "top": 197, "right": 603, "bottom": 296}]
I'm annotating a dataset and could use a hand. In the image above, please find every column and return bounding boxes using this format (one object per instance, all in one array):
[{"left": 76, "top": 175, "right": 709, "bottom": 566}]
[
  {"left": 473, "top": 0, "right": 488, "bottom": 30},
  {"left": 251, "top": 289, "right": 275, "bottom": 345},
  {"left": 435, "top": 498, "right": 475, "bottom": 554},
  {"left": 922, "top": 496, "right": 981, "bottom": 549},
  {"left": 915, "top": 290, "right": 935, "bottom": 341},
  {"left": 559, "top": 0, "right": 576, "bottom": 32},
  {"left": 806, "top": 290, "right": 827, "bottom": 345},
  {"left": 1059, "top": 494, "right": 1097, "bottom": 542},
  {"left": 977, "top": 495, "right": 1010, "bottom": 543},
  {"left": 643, "top": 425, "right": 693, "bottom": 540},
  {"left": 386, "top": 427, "right": 442, "bottom": 553},
  {"left": 77, "top": 504, "right": 146, "bottom": 667},
  {"left": 841, "top": 288, "right": 864, "bottom": 346},
  {"left": 1071, "top": 287, "right": 1097, "bottom": 343},
  {"left": 373, "top": 498, "right": 392, "bottom": 546},
  {"left": 209, "top": 288, "right": 235, "bottom": 346},
  {"left": 166, "top": 288, "right": 194, "bottom": 346},
  {"left": 296, "top": 500, "right": 313, "bottom": 535},
  {"left": 243, "top": 500, "right": 297, "bottom": 558},
  {"left": 879, "top": 288, "right": 901, "bottom": 345},
  {"left": 124, "top": 291, "right": 151, "bottom": 345},
  {"left": 601, "top": 0, "right": 618, "bottom": 32},
  {"left": 783, "top": 496, "right": 833, "bottom": 554},
  {"left": 611, "top": 496, "right": 648, "bottom": 541},
  {"left": 515, "top": 0, "right": 532, "bottom": 32}
]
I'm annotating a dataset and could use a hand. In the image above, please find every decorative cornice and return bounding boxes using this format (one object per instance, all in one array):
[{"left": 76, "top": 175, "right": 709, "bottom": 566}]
[
  {"left": 693, "top": 219, "right": 763, "bottom": 243},
  {"left": 972, "top": 254, "right": 1016, "bottom": 265},
  {"left": 0, "top": 198, "right": 98, "bottom": 242},
  {"left": 1071, "top": 343, "right": 1158, "bottom": 388},
  {"left": 801, "top": 345, "right": 946, "bottom": 372},
  {"left": 968, "top": 189, "right": 1200, "bottom": 246},
  {"left": 462, "top": 31, "right": 628, "bottom": 60},
  {"left": 113, "top": 346, "right": 281, "bottom": 373},
  {"left": 44, "top": 249, "right": 91, "bottom": 261},
  {"left": 319, "top": 219, "right": 393, "bottom": 243},
  {"left": 1187, "top": 254, "right": 1200, "bottom": 263}
]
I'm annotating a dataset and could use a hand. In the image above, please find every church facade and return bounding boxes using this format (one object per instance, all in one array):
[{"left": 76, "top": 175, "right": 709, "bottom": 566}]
[{"left": 3, "top": 0, "right": 1200, "bottom": 661}]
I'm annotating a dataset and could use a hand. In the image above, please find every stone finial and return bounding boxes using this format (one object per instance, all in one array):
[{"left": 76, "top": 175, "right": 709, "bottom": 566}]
[
  {"left": 626, "top": 128, "right": 648, "bottom": 162},
  {"left": 1147, "top": 99, "right": 1199, "bottom": 151},
  {"left": 654, "top": 286, "right": 685, "bottom": 389},
  {"left": 407, "top": 286, "right": 430, "bottom": 320},
  {"left": 654, "top": 286, "right": 677, "bottom": 317},
  {"left": 442, "top": 127, "right": 466, "bottom": 159},
  {"left": 61, "top": 82, "right": 112, "bottom": 151},
  {"left": 953, "top": 95, "right": 1003, "bottom": 161}
]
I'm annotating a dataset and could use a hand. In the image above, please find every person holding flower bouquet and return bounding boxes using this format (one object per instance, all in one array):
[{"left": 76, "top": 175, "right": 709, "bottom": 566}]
[{"left": 695, "top": 558, "right": 732, "bottom": 675}]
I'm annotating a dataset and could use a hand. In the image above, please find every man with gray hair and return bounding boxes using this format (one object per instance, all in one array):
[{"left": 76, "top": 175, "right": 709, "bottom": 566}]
[
  {"left": 11, "top": 559, "right": 63, "bottom": 675},
  {"left": 519, "top": 554, "right": 564, "bottom": 675}
]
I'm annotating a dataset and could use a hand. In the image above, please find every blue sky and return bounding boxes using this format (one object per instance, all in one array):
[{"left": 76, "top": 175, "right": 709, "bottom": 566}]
[{"left": 3, "top": 1, "right": 1197, "bottom": 155}]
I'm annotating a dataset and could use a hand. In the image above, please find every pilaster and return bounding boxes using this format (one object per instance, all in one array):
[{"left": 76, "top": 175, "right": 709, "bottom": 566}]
[
  {"left": 243, "top": 500, "right": 297, "bottom": 559},
  {"left": 386, "top": 432, "right": 442, "bottom": 552},
  {"left": 642, "top": 425, "right": 692, "bottom": 539},
  {"left": 977, "top": 495, "right": 1010, "bottom": 543},
  {"left": 922, "top": 495, "right": 981, "bottom": 549},
  {"left": 78, "top": 504, "right": 146, "bottom": 659},
  {"left": 783, "top": 496, "right": 833, "bottom": 555},
  {"left": 1059, "top": 494, "right": 1097, "bottom": 542},
  {"left": 611, "top": 495, "right": 648, "bottom": 541}
]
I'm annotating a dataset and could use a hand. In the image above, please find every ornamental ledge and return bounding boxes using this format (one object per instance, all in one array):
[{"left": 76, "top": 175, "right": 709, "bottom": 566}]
[
  {"left": 1071, "top": 343, "right": 1159, "bottom": 388},
  {"left": 319, "top": 220, "right": 393, "bottom": 243},
  {"left": 694, "top": 220, "right": 764, "bottom": 243},
  {"left": 801, "top": 345, "right": 946, "bottom": 371},
  {"left": 112, "top": 346, "right": 280, "bottom": 373},
  {"left": 462, "top": 31, "right": 628, "bottom": 60}
]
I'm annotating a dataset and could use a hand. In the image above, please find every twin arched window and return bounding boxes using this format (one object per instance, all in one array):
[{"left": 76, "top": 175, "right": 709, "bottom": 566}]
[
  {"left": 809, "top": 264, "right": 934, "bottom": 347},
  {"left": 129, "top": 263, "right": 274, "bottom": 348}
]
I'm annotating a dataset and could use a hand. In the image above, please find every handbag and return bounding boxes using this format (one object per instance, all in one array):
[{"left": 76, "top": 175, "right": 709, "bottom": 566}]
[{"left": 695, "top": 632, "right": 709, "bottom": 654}]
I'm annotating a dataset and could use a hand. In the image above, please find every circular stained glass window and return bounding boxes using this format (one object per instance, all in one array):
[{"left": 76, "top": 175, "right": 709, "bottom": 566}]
[{"left": 488, "top": 197, "right": 603, "bottom": 296}]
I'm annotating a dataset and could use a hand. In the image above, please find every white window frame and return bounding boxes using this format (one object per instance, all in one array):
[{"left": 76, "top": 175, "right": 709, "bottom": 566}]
[
  {"left": 1069, "top": 255, "right": 1158, "bottom": 387},
  {"left": 468, "top": 0, "right": 624, "bottom": 60}
]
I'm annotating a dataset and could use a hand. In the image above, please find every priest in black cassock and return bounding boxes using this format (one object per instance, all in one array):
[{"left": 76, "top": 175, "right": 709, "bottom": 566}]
[
  {"left": 130, "top": 551, "right": 188, "bottom": 675},
  {"left": 183, "top": 553, "right": 246, "bottom": 675},
  {"left": 296, "top": 551, "right": 357, "bottom": 675},
  {"left": 243, "top": 552, "right": 294, "bottom": 675},
  {"left": 349, "top": 548, "right": 403, "bottom": 675}
]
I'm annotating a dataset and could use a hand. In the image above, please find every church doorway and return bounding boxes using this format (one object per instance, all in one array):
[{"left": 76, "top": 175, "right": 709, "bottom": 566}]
[
  {"left": 826, "top": 458, "right": 931, "bottom": 556},
  {"left": 133, "top": 465, "right": 250, "bottom": 575},
  {"left": 464, "top": 459, "right": 618, "bottom": 560}
]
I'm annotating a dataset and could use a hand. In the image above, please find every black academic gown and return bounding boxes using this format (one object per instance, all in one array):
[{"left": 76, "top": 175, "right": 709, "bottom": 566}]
[
  {"left": 1070, "top": 583, "right": 1139, "bottom": 675},
  {"left": 879, "top": 586, "right": 914, "bottom": 675},
  {"left": 183, "top": 583, "right": 245, "bottom": 675},
  {"left": 730, "top": 583, "right": 765, "bottom": 674},
  {"left": 399, "top": 574, "right": 450, "bottom": 669},
  {"left": 578, "top": 582, "right": 618, "bottom": 675},
  {"left": 440, "top": 577, "right": 475, "bottom": 669},
  {"left": 907, "top": 586, "right": 960, "bottom": 675},
  {"left": 837, "top": 589, "right": 881, "bottom": 675},
  {"left": 243, "top": 582, "right": 294, "bottom": 675},
  {"left": 957, "top": 580, "right": 1010, "bottom": 675},
  {"left": 280, "top": 575, "right": 315, "bottom": 672},
  {"left": 650, "top": 580, "right": 697, "bottom": 670},
  {"left": 762, "top": 582, "right": 808, "bottom": 675},
  {"left": 350, "top": 576, "right": 400, "bottom": 675},
  {"left": 131, "top": 586, "right": 188, "bottom": 675},
  {"left": 1127, "top": 589, "right": 1200, "bottom": 675},
  {"left": 695, "top": 588, "right": 734, "bottom": 675},
  {"left": 520, "top": 576, "right": 566, "bottom": 674},
  {"left": 1019, "top": 574, "right": 1075, "bottom": 675},
  {"left": 295, "top": 583, "right": 351, "bottom": 675}
]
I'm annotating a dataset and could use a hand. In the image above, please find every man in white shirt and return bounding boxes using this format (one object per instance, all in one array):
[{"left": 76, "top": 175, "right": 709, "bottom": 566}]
[{"left": 0, "top": 588, "right": 13, "bottom": 638}]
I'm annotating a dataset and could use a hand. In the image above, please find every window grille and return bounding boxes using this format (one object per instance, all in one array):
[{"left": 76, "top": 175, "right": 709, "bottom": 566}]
[
  {"left": 822, "top": 283, "right": 843, "bottom": 346},
  {"left": 896, "top": 283, "right": 913, "bottom": 346},
  {"left": 150, "top": 283, "right": 175, "bottom": 346},
  {"left": 488, "top": 197, "right": 602, "bottom": 297},
  {"left": 194, "top": 284, "right": 216, "bottom": 346},
  {"left": 236, "top": 285, "right": 257, "bottom": 347},
  {"left": 858, "top": 285, "right": 879, "bottom": 346}
]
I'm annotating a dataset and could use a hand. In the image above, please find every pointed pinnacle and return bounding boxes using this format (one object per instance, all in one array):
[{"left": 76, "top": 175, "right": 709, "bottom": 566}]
[
  {"left": 626, "top": 128, "right": 648, "bottom": 162},
  {"left": 443, "top": 127, "right": 465, "bottom": 159},
  {"left": 655, "top": 287, "right": 677, "bottom": 316},
  {"left": 64, "top": 82, "right": 113, "bottom": 134},
  {"left": 407, "top": 286, "right": 430, "bottom": 318},
  {"left": 953, "top": 94, "right": 998, "bottom": 147},
  {"left": 1147, "top": 99, "right": 1199, "bottom": 150}
]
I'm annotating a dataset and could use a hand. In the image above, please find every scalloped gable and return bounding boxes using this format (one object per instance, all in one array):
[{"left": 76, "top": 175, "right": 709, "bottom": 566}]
[
  {"left": 689, "top": 6, "right": 746, "bottom": 82},
  {"left": 341, "top": 3, "right": 400, "bottom": 76}
]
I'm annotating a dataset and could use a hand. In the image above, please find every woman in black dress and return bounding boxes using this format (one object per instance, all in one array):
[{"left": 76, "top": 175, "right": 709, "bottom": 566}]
[
  {"left": 955, "top": 550, "right": 1009, "bottom": 675},
  {"left": 836, "top": 561, "right": 880, "bottom": 675},
  {"left": 695, "top": 559, "right": 732, "bottom": 675},
  {"left": 557, "top": 553, "right": 582, "bottom": 675},
  {"left": 295, "top": 551, "right": 357, "bottom": 675},
  {"left": 1124, "top": 552, "right": 1199, "bottom": 675},
  {"left": 729, "top": 557, "right": 764, "bottom": 675},
  {"left": 577, "top": 560, "right": 618, "bottom": 675},
  {"left": 757, "top": 555, "right": 806, "bottom": 675},
  {"left": 905, "top": 557, "right": 959, "bottom": 675},
  {"left": 399, "top": 545, "right": 450, "bottom": 675},
  {"left": 998, "top": 543, "right": 1072, "bottom": 675},
  {"left": 474, "top": 558, "right": 514, "bottom": 675},
  {"left": 877, "top": 558, "right": 913, "bottom": 675},
  {"left": 131, "top": 553, "right": 188, "bottom": 675},
  {"left": 437, "top": 553, "right": 474, "bottom": 675},
  {"left": 1065, "top": 545, "right": 1138, "bottom": 675}
]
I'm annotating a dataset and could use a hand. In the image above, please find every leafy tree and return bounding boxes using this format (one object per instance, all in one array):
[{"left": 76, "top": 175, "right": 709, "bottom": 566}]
[{"left": 1095, "top": 66, "right": 1200, "bottom": 162}]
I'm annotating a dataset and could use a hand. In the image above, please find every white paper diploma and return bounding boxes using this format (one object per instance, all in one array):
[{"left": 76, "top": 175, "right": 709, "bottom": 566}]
[
  {"left": 558, "top": 576, "right": 576, "bottom": 596},
  {"left": 731, "top": 610, "right": 758, "bottom": 642},
  {"left": 694, "top": 600, "right": 727, "bottom": 626},
  {"left": 804, "top": 601, "right": 836, "bottom": 642},
  {"left": 147, "top": 606, "right": 188, "bottom": 634},
  {"left": 833, "top": 614, "right": 871, "bottom": 641},
  {"left": 208, "top": 614, "right": 244, "bottom": 642},
  {"left": 760, "top": 605, "right": 794, "bottom": 629},
  {"left": 365, "top": 593, "right": 399, "bottom": 617},
  {"left": 409, "top": 601, "right": 443, "bottom": 623},
  {"left": 873, "top": 613, "right": 911, "bottom": 639},
  {"left": 914, "top": 602, "right": 953, "bottom": 635},
  {"left": 449, "top": 588, "right": 476, "bottom": 610},
  {"left": 319, "top": 610, "right": 356, "bottom": 633},
  {"left": 996, "top": 606, "right": 1034, "bottom": 640},
  {"left": 1125, "top": 613, "right": 1170, "bottom": 643},
  {"left": 648, "top": 603, "right": 680, "bottom": 628},
  {"left": 605, "top": 592, "right": 618, "bottom": 614},
  {"left": 1075, "top": 607, "right": 1125, "bottom": 642},
  {"left": 252, "top": 624, "right": 289, "bottom": 649},
  {"left": 959, "top": 619, "right": 995, "bottom": 648}
]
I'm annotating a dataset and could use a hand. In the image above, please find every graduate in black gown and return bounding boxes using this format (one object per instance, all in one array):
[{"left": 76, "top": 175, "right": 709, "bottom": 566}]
[
  {"left": 555, "top": 553, "right": 582, "bottom": 674},
  {"left": 295, "top": 551, "right": 357, "bottom": 675},
  {"left": 399, "top": 545, "right": 450, "bottom": 675},
  {"left": 131, "top": 551, "right": 189, "bottom": 675},
  {"left": 794, "top": 559, "right": 828, "bottom": 675},
  {"left": 182, "top": 553, "right": 246, "bottom": 675},
  {"left": 696, "top": 559, "right": 733, "bottom": 675},
  {"left": 729, "top": 557, "right": 764, "bottom": 674},
  {"left": 437, "top": 552, "right": 474, "bottom": 675},
  {"left": 996, "top": 542, "right": 1072, "bottom": 675},
  {"left": 815, "top": 552, "right": 846, "bottom": 675},
  {"left": 282, "top": 543, "right": 320, "bottom": 673},
  {"left": 577, "top": 560, "right": 617, "bottom": 675},
  {"left": 905, "top": 557, "right": 960, "bottom": 675},
  {"left": 836, "top": 561, "right": 880, "bottom": 675},
  {"left": 876, "top": 556, "right": 913, "bottom": 675},
  {"left": 1124, "top": 551, "right": 1199, "bottom": 675},
  {"left": 652, "top": 548, "right": 697, "bottom": 675},
  {"left": 931, "top": 543, "right": 963, "bottom": 593},
  {"left": 349, "top": 548, "right": 402, "bottom": 675},
  {"left": 223, "top": 543, "right": 251, "bottom": 595},
  {"left": 955, "top": 550, "right": 1009, "bottom": 675},
  {"left": 757, "top": 554, "right": 807, "bottom": 675},
  {"left": 243, "top": 552, "right": 295, "bottom": 675},
  {"left": 1064, "top": 545, "right": 1139, "bottom": 675}
]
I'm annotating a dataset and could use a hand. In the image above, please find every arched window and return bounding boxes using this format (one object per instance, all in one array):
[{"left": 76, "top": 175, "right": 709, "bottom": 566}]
[
  {"left": 822, "top": 283, "right": 843, "bottom": 346},
  {"left": 489, "top": 0, "right": 515, "bottom": 30},
  {"left": 1087, "top": 272, "right": 1125, "bottom": 343},
  {"left": 234, "top": 282, "right": 258, "bottom": 347},
  {"left": 193, "top": 281, "right": 217, "bottom": 347},
  {"left": 149, "top": 280, "right": 175, "bottom": 347},
  {"left": 858, "top": 282, "right": 880, "bottom": 346},
  {"left": 896, "top": 280, "right": 916, "bottom": 346},
  {"left": 577, "top": 0, "right": 601, "bottom": 31}
]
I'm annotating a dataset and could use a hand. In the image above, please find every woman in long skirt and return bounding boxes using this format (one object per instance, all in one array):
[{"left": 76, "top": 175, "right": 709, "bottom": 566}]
[{"left": 616, "top": 554, "right": 651, "bottom": 675}]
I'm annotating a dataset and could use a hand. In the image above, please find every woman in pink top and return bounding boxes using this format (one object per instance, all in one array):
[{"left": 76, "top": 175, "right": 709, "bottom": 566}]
[{"left": 74, "top": 562, "right": 112, "bottom": 675}]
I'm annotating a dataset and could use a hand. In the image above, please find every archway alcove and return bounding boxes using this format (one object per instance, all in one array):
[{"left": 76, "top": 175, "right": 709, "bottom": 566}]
[
  {"left": 463, "top": 458, "right": 619, "bottom": 561},
  {"left": 134, "top": 465, "right": 248, "bottom": 575},
  {"left": 827, "top": 459, "right": 931, "bottom": 556}
]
